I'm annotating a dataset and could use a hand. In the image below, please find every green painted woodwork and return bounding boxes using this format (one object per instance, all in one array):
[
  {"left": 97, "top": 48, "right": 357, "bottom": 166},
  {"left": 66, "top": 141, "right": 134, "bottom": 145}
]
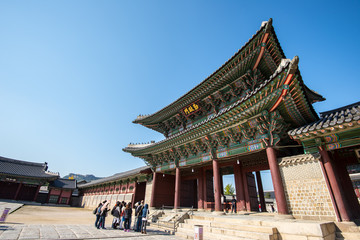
[{"left": 300, "top": 127, "right": 360, "bottom": 154}]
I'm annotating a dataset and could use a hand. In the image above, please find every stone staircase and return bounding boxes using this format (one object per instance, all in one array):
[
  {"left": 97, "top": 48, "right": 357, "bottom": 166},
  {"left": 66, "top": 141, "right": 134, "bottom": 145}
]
[
  {"left": 335, "top": 222, "right": 360, "bottom": 240},
  {"left": 176, "top": 214, "right": 278, "bottom": 240},
  {"left": 175, "top": 213, "right": 336, "bottom": 240},
  {"left": 149, "top": 209, "right": 191, "bottom": 234}
]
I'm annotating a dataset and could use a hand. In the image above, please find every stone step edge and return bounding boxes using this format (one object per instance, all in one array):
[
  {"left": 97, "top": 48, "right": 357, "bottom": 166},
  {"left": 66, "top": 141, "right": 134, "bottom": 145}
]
[
  {"left": 180, "top": 223, "right": 276, "bottom": 235},
  {"left": 191, "top": 215, "right": 265, "bottom": 225},
  {"left": 175, "top": 229, "right": 256, "bottom": 240},
  {"left": 183, "top": 220, "right": 276, "bottom": 233},
  {"left": 177, "top": 225, "right": 274, "bottom": 240},
  {"left": 335, "top": 231, "right": 360, "bottom": 238}
]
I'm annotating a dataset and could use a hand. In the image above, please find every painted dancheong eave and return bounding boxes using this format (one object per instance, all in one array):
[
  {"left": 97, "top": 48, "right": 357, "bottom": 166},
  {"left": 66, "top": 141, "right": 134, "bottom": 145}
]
[{"left": 133, "top": 19, "right": 287, "bottom": 134}]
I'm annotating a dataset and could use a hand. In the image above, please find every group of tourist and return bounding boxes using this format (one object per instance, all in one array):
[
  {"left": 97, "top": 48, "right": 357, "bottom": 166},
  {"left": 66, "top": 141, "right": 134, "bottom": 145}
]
[{"left": 93, "top": 200, "right": 149, "bottom": 234}]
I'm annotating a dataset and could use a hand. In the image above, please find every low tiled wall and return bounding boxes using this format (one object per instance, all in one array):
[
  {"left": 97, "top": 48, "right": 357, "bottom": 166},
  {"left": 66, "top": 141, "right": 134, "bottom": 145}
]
[
  {"left": 80, "top": 193, "right": 133, "bottom": 208},
  {"left": 279, "top": 153, "right": 336, "bottom": 221}
]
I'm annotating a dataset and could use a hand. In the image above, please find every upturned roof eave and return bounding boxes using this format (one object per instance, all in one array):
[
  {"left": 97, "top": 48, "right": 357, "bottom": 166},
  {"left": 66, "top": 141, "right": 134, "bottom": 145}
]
[
  {"left": 123, "top": 60, "right": 292, "bottom": 155},
  {"left": 133, "top": 19, "right": 284, "bottom": 127}
]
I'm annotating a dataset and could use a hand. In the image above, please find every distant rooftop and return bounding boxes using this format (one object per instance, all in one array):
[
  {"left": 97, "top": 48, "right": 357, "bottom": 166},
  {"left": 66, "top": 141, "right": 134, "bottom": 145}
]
[
  {"left": 49, "top": 178, "right": 77, "bottom": 189},
  {"left": 78, "top": 166, "right": 151, "bottom": 188},
  {"left": 0, "top": 156, "right": 59, "bottom": 179}
]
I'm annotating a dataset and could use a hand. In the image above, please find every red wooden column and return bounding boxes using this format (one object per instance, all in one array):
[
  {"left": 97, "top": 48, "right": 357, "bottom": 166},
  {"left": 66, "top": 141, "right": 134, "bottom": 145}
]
[
  {"left": 319, "top": 147, "right": 351, "bottom": 221},
  {"left": 266, "top": 147, "right": 288, "bottom": 214},
  {"left": 132, "top": 181, "right": 137, "bottom": 208},
  {"left": 233, "top": 162, "right": 246, "bottom": 211},
  {"left": 66, "top": 191, "right": 71, "bottom": 205},
  {"left": 256, "top": 171, "right": 267, "bottom": 212},
  {"left": 33, "top": 185, "right": 41, "bottom": 202},
  {"left": 14, "top": 182, "right": 22, "bottom": 200},
  {"left": 57, "top": 189, "right": 63, "bottom": 204},
  {"left": 212, "top": 158, "right": 222, "bottom": 212},
  {"left": 202, "top": 168, "right": 207, "bottom": 209},
  {"left": 197, "top": 168, "right": 204, "bottom": 210},
  {"left": 333, "top": 151, "right": 360, "bottom": 218},
  {"left": 174, "top": 167, "right": 181, "bottom": 209},
  {"left": 150, "top": 172, "right": 157, "bottom": 208},
  {"left": 242, "top": 171, "right": 251, "bottom": 211}
]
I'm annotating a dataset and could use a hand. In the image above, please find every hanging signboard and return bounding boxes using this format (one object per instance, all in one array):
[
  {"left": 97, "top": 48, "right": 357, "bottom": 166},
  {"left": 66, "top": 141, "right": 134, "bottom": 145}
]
[{"left": 182, "top": 102, "right": 200, "bottom": 117}]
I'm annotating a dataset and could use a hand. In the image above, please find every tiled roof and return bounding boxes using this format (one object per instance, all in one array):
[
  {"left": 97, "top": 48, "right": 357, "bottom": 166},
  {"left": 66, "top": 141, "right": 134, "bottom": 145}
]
[
  {"left": 49, "top": 178, "right": 77, "bottom": 189},
  {"left": 133, "top": 19, "right": 285, "bottom": 127},
  {"left": 124, "top": 59, "right": 292, "bottom": 153},
  {"left": 0, "top": 156, "right": 59, "bottom": 179},
  {"left": 77, "top": 166, "right": 151, "bottom": 188},
  {"left": 288, "top": 101, "right": 360, "bottom": 136}
]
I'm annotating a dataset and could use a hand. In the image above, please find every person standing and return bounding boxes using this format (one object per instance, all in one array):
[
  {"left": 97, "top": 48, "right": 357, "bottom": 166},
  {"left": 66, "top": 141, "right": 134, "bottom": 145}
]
[
  {"left": 94, "top": 203, "right": 103, "bottom": 228},
  {"left": 98, "top": 201, "right": 110, "bottom": 229},
  {"left": 132, "top": 202, "right": 139, "bottom": 230},
  {"left": 111, "top": 201, "right": 121, "bottom": 229},
  {"left": 141, "top": 204, "right": 149, "bottom": 234},
  {"left": 123, "top": 203, "right": 132, "bottom": 232},
  {"left": 119, "top": 202, "right": 125, "bottom": 229},
  {"left": 231, "top": 196, "right": 237, "bottom": 213},
  {"left": 135, "top": 200, "right": 144, "bottom": 232}
]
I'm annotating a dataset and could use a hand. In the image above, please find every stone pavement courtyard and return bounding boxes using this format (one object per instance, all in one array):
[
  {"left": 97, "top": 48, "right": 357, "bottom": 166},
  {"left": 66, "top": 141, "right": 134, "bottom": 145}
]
[{"left": 0, "top": 202, "right": 182, "bottom": 240}]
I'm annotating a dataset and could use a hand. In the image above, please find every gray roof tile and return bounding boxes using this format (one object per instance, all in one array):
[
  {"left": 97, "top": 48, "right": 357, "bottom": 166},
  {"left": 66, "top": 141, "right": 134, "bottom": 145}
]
[
  {"left": 50, "top": 178, "right": 77, "bottom": 189},
  {"left": 289, "top": 101, "right": 360, "bottom": 136},
  {"left": 0, "top": 156, "right": 59, "bottom": 179}
]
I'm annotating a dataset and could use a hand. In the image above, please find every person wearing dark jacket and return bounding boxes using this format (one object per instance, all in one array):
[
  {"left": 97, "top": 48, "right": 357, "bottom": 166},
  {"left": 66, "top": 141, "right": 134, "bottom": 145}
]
[
  {"left": 94, "top": 203, "right": 102, "bottom": 228},
  {"left": 111, "top": 201, "right": 121, "bottom": 229},
  {"left": 123, "top": 203, "right": 132, "bottom": 232},
  {"left": 135, "top": 200, "right": 144, "bottom": 232},
  {"left": 98, "top": 202, "right": 110, "bottom": 229},
  {"left": 231, "top": 196, "right": 237, "bottom": 213}
]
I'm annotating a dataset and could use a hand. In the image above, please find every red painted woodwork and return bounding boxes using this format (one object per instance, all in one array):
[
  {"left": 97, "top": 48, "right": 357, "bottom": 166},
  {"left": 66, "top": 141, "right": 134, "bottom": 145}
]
[
  {"left": 212, "top": 159, "right": 222, "bottom": 212},
  {"left": 152, "top": 173, "right": 175, "bottom": 208},
  {"left": 256, "top": 171, "right": 267, "bottom": 212},
  {"left": 17, "top": 184, "right": 39, "bottom": 201},
  {"left": 197, "top": 169, "right": 204, "bottom": 209},
  {"left": 202, "top": 168, "right": 208, "bottom": 209},
  {"left": 133, "top": 182, "right": 146, "bottom": 204},
  {"left": 14, "top": 183, "right": 22, "bottom": 200},
  {"left": 128, "top": 182, "right": 135, "bottom": 193},
  {"left": 180, "top": 179, "right": 197, "bottom": 208},
  {"left": 242, "top": 171, "right": 251, "bottom": 211},
  {"left": 150, "top": 172, "right": 157, "bottom": 208},
  {"left": 247, "top": 172, "right": 259, "bottom": 211},
  {"left": 319, "top": 148, "right": 351, "bottom": 221},
  {"left": 174, "top": 167, "right": 181, "bottom": 209},
  {"left": 205, "top": 170, "right": 214, "bottom": 203},
  {"left": 266, "top": 147, "right": 288, "bottom": 214},
  {"left": 0, "top": 182, "right": 19, "bottom": 199},
  {"left": 333, "top": 151, "right": 360, "bottom": 219},
  {"left": 234, "top": 163, "right": 246, "bottom": 211}
]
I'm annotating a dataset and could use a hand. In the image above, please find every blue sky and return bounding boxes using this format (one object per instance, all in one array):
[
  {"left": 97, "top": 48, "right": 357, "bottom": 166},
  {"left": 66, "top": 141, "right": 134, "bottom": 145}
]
[{"left": 0, "top": 1, "right": 359, "bottom": 190}]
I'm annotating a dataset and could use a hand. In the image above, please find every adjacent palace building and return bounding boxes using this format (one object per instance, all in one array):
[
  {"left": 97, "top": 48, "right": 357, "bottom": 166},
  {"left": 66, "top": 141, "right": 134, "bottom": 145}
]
[{"left": 79, "top": 19, "right": 360, "bottom": 222}]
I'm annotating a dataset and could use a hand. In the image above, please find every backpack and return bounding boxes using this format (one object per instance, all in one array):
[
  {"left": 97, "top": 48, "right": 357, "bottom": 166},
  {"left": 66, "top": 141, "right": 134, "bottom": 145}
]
[
  {"left": 111, "top": 206, "right": 115, "bottom": 216},
  {"left": 136, "top": 205, "right": 143, "bottom": 216},
  {"left": 93, "top": 207, "right": 97, "bottom": 214}
]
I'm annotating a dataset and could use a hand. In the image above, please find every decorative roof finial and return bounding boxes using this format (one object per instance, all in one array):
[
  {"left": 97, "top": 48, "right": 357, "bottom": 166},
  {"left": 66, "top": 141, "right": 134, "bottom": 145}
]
[
  {"left": 265, "top": 18, "right": 273, "bottom": 33},
  {"left": 289, "top": 56, "right": 299, "bottom": 74}
]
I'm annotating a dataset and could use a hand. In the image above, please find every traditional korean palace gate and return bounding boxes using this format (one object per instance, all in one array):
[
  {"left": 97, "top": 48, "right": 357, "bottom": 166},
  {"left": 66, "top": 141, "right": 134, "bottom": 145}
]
[{"left": 123, "top": 19, "right": 333, "bottom": 216}]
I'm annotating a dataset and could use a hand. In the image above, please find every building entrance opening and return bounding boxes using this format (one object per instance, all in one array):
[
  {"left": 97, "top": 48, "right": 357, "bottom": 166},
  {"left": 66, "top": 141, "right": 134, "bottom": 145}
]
[
  {"left": 133, "top": 181, "right": 146, "bottom": 205},
  {"left": 180, "top": 179, "right": 197, "bottom": 208}
]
